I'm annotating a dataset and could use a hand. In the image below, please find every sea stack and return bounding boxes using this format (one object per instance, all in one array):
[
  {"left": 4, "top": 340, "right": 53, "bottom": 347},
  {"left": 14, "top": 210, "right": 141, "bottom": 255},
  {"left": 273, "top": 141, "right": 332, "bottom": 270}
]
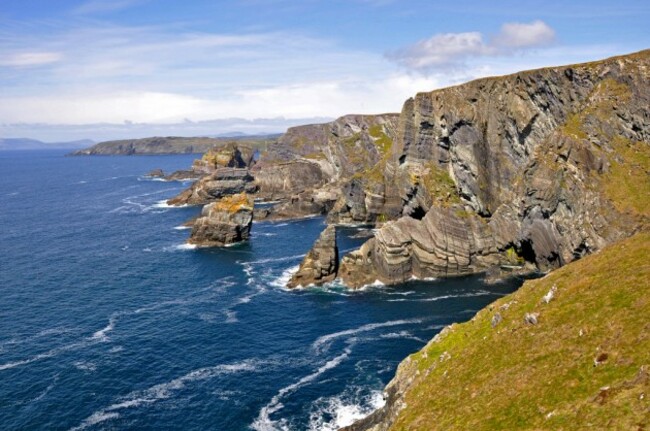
[
  {"left": 187, "top": 193, "right": 254, "bottom": 247},
  {"left": 287, "top": 225, "right": 339, "bottom": 288}
]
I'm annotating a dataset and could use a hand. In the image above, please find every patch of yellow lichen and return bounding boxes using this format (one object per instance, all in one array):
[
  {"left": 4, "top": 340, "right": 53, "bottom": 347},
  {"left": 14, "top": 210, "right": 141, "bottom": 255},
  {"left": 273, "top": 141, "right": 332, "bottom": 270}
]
[{"left": 211, "top": 193, "right": 252, "bottom": 213}]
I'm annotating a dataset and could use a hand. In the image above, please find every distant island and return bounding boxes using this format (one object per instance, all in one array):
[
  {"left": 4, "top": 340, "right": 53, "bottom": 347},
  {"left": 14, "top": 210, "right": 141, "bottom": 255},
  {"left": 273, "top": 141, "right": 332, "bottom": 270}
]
[
  {"left": 0, "top": 138, "right": 94, "bottom": 151},
  {"left": 70, "top": 135, "right": 279, "bottom": 155}
]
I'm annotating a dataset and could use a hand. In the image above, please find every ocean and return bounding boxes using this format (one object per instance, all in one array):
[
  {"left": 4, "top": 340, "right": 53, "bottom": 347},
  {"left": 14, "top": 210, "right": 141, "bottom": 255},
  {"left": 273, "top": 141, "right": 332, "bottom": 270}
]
[{"left": 0, "top": 150, "right": 523, "bottom": 430}]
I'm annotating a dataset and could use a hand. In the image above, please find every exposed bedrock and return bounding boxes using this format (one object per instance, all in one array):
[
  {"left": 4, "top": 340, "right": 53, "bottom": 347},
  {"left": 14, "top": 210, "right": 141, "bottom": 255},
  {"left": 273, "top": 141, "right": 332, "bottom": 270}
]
[
  {"left": 167, "top": 167, "right": 257, "bottom": 206},
  {"left": 287, "top": 225, "right": 339, "bottom": 289},
  {"left": 254, "top": 188, "right": 339, "bottom": 221},
  {"left": 340, "top": 50, "right": 650, "bottom": 287},
  {"left": 187, "top": 193, "right": 254, "bottom": 247}
]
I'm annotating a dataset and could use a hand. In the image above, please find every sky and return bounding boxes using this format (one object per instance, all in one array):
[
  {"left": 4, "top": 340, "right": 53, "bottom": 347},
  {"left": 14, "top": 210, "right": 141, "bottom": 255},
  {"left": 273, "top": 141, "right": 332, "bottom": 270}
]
[{"left": 1, "top": 0, "right": 649, "bottom": 142}]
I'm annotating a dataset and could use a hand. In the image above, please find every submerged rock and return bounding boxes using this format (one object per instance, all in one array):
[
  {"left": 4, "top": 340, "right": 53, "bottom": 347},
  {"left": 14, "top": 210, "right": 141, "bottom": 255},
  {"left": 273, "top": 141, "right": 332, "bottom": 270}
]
[
  {"left": 287, "top": 225, "right": 339, "bottom": 289},
  {"left": 187, "top": 193, "right": 254, "bottom": 247}
]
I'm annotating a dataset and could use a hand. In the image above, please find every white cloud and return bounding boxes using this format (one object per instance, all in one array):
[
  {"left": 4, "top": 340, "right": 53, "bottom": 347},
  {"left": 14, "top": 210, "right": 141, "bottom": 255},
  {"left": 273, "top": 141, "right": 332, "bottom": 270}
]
[
  {"left": 494, "top": 20, "right": 556, "bottom": 48},
  {"left": 0, "top": 72, "right": 439, "bottom": 125},
  {"left": 0, "top": 52, "right": 63, "bottom": 67},
  {"left": 387, "top": 20, "right": 556, "bottom": 72},
  {"left": 387, "top": 32, "right": 493, "bottom": 70}
]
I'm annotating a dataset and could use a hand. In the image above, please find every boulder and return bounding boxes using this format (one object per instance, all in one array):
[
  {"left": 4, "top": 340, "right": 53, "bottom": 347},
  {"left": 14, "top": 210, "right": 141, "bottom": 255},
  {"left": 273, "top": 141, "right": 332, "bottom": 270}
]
[
  {"left": 287, "top": 225, "right": 339, "bottom": 288},
  {"left": 187, "top": 193, "right": 254, "bottom": 247}
]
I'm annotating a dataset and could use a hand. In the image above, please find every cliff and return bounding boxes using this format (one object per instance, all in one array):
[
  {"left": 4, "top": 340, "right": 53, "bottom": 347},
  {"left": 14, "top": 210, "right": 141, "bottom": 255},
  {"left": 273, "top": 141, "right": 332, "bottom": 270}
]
[
  {"left": 70, "top": 135, "right": 275, "bottom": 155},
  {"left": 187, "top": 193, "right": 254, "bottom": 247},
  {"left": 343, "top": 231, "right": 650, "bottom": 430},
  {"left": 341, "top": 49, "right": 650, "bottom": 287}
]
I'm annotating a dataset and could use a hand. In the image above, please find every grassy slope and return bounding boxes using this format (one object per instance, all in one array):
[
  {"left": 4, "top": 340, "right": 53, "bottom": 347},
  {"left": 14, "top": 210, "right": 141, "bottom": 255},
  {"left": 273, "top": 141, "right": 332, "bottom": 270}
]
[{"left": 391, "top": 231, "right": 649, "bottom": 430}]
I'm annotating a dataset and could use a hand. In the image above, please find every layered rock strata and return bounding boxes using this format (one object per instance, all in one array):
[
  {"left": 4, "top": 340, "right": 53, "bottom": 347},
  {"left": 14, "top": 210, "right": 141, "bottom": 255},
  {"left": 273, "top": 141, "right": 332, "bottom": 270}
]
[
  {"left": 341, "top": 50, "right": 650, "bottom": 286},
  {"left": 187, "top": 193, "right": 254, "bottom": 247},
  {"left": 287, "top": 225, "right": 339, "bottom": 288},
  {"left": 167, "top": 168, "right": 257, "bottom": 206}
]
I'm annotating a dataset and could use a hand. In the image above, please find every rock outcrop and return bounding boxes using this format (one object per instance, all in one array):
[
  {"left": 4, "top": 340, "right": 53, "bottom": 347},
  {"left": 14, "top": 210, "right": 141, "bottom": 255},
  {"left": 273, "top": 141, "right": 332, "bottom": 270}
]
[
  {"left": 341, "top": 49, "right": 650, "bottom": 287},
  {"left": 287, "top": 225, "right": 339, "bottom": 288},
  {"left": 167, "top": 167, "right": 257, "bottom": 206},
  {"left": 187, "top": 193, "right": 254, "bottom": 247}
]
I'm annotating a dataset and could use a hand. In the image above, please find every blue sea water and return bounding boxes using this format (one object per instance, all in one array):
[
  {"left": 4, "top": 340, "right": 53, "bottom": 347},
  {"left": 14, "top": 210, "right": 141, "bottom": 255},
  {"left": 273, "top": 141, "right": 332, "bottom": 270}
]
[{"left": 0, "top": 150, "right": 523, "bottom": 431}]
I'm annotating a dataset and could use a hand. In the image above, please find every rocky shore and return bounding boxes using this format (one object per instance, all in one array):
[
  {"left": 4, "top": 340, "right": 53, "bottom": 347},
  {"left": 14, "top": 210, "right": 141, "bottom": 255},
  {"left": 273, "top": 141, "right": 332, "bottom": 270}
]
[{"left": 121, "top": 50, "right": 649, "bottom": 429}]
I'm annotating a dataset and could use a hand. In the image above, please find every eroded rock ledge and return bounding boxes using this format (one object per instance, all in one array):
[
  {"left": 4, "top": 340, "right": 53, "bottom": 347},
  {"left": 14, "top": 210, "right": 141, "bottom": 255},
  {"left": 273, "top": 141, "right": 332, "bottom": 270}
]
[
  {"left": 287, "top": 225, "right": 339, "bottom": 289},
  {"left": 187, "top": 193, "right": 254, "bottom": 247}
]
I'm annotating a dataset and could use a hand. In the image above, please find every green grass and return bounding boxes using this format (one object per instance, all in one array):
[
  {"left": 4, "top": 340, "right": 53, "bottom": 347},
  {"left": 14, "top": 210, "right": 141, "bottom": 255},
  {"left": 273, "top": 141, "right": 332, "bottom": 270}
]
[
  {"left": 389, "top": 232, "right": 650, "bottom": 430},
  {"left": 369, "top": 124, "right": 394, "bottom": 155},
  {"left": 419, "top": 163, "right": 461, "bottom": 206}
]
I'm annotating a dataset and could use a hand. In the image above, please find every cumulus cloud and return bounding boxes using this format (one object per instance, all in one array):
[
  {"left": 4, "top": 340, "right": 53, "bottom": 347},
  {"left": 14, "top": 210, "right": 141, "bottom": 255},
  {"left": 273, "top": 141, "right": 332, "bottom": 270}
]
[
  {"left": 388, "top": 20, "right": 556, "bottom": 72},
  {"left": 493, "top": 20, "right": 556, "bottom": 48}
]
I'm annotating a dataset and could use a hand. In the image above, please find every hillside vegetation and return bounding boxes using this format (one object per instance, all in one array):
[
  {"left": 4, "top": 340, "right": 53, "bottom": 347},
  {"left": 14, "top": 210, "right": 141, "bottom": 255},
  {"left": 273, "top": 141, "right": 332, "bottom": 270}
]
[{"left": 349, "top": 231, "right": 649, "bottom": 430}]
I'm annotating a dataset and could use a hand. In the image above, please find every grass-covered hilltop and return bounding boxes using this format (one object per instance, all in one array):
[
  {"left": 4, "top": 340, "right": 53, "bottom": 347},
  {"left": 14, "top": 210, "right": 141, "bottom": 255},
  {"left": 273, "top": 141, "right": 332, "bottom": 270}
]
[{"left": 343, "top": 232, "right": 649, "bottom": 430}]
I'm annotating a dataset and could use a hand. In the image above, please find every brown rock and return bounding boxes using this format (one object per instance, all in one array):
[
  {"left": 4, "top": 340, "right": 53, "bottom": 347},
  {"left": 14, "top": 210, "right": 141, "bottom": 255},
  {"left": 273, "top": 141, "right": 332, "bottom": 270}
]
[
  {"left": 187, "top": 193, "right": 254, "bottom": 247},
  {"left": 287, "top": 225, "right": 339, "bottom": 288}
]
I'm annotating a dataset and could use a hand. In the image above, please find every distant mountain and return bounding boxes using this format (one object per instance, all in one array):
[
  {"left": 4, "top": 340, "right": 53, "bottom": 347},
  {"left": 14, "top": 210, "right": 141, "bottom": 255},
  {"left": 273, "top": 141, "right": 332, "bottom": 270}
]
[
  {"left": 0, "top": 138, "right": 94, "bottom": 151},
  {"left": 70, "top": 135, "right": 278, "bottom": 156}
]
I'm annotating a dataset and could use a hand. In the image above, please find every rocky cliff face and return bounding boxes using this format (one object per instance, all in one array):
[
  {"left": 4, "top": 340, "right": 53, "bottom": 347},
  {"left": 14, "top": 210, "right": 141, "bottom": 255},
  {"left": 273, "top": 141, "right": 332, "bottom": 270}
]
[
  {"left": 341, "top": 50, "right": 650, "bottom": 287},
  {"left": 187, "top": 193, "right": 254, "bottom": 247},
  {"left": 287, "top": 225, "right": 339, "bottom": 288}
]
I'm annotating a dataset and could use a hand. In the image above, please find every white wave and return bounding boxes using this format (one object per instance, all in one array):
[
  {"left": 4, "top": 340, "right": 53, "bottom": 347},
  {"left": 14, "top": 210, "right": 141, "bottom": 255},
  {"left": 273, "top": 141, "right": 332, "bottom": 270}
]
[
  {"left": 272, "top": 222, "right": 289, "bottom": 227},
  {"left": 0, "top": 314, "right": 121, "bottom": 372},
  {"left": 308, "top": 390, "right": 385, "bottom": 430},
  {"left": 73, "top": 361, "right": 97, "bottom": 372},
  {"left": 162, "top": 243, "right": 197, "bottom": 252},
  {"left": 224, "top": 310, "right": 239, "bottom": 323},
  {"left": 245, "top": 254, "right": 305, "bottom": 265},
  {"left": 142, "top": 247, "right": 152, "bottom": 252},
  {"left": 270, "top": 265, "right": 300, "bottom": 289},
  {"left": 385, "top": 291, "right": 494, "bottom": 303},
  {"left": 70, "top": 360, "right": 260, "bottom": 431},
  {"left": 152, "top": 200, "right": 190, "bottom": 209},
  {"left": 0, "top": 327, "right": 76, "bottom": 350},
  {"left": 140, "top": 176, "right": 169, "bottom": 182},
  {"left": 379, "top": 331, "right": 426, "bottom": 343},
  {"left": 312, "top": 319, "right": 422, "bottom": 354},
  {"left": 421, "top": 291, "right": 494, "bottom": 302},
  {"left": 91, "top": 315, "right": 118, "bottom": 342},
  {"left": 0, "top": 339, "right": 88, "bottom": 371},
  {"left": 251, "top": 351, "right": 350, "bottom": 431},
  {"left": 384, "top": 290, "right": 416, "bottom": 296},
  {"left": 28, "top": 374, "right": 59, "bottom": 404}
]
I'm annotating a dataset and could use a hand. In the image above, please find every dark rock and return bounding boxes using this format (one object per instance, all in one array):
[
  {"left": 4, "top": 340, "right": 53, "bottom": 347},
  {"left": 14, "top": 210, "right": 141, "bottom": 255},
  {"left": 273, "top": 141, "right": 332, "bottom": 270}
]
[
  {"left": 187, "top": 193, "right": 254, "bottom": 247},
  {"left": 287, "top": 225, "right": 339, "bottom": 288},
  {"left": 146, "top": 168, "right": 165, "bottom": 178}
]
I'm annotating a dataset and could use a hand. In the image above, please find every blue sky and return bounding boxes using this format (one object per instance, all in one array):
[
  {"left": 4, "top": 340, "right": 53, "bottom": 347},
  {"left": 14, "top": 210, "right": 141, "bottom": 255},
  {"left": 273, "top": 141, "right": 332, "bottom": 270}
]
[{"left": 1, "top": 0, "right": 649, "bottom": 141}]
